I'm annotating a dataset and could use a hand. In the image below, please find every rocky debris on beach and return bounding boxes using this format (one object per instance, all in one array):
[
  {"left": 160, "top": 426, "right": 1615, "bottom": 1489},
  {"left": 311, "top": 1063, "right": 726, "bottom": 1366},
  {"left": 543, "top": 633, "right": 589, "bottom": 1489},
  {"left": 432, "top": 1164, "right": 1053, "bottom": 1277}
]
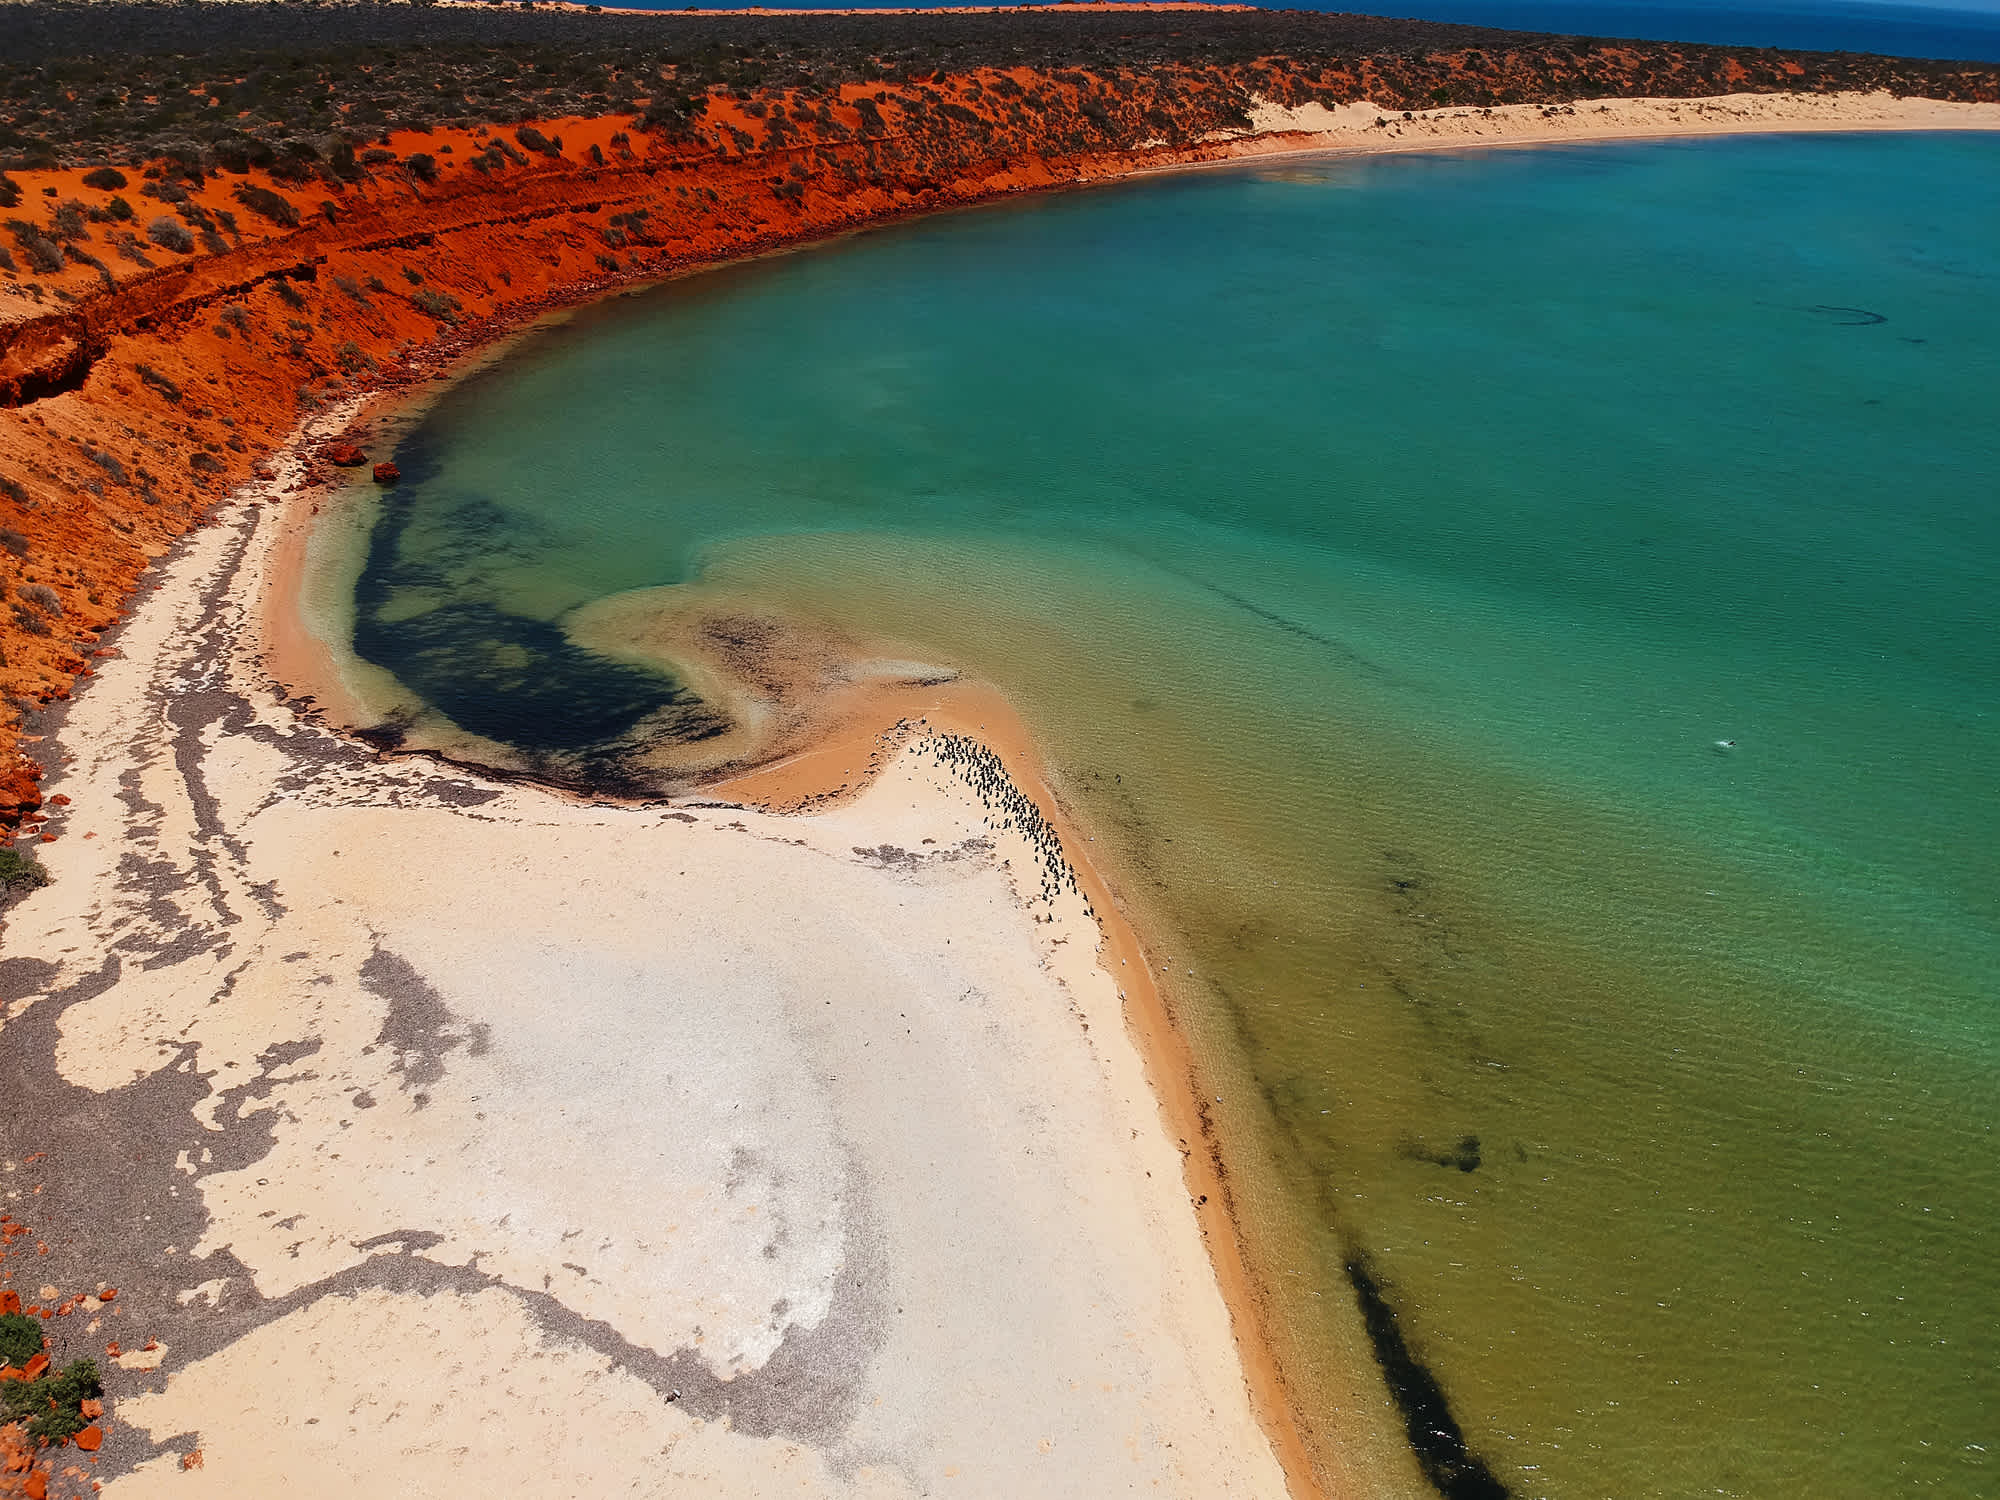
[
  {"left": 372, "top": 462, "right": 401, "bottom": 485},
  {"left": 0, "top": 1217, "right": 113, "bottom": 1499},
  {"left": 322, "top": 443, "right": 368, "bottom": 468}
]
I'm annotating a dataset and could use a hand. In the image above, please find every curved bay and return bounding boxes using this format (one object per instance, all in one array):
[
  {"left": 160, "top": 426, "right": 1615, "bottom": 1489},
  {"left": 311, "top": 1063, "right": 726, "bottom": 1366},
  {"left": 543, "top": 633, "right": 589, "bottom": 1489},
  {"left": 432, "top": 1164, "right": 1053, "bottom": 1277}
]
[{"left": 333, "top": 133, "right": 2000, "bottom": 1497}]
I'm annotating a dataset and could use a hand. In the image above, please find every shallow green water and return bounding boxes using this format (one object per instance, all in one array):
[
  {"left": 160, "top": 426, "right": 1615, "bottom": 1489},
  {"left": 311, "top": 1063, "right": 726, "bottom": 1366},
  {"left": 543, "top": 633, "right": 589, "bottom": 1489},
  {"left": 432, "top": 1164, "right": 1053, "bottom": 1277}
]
[{"left": 340, "top": 134, "right": 2000, "bottom": 1497}]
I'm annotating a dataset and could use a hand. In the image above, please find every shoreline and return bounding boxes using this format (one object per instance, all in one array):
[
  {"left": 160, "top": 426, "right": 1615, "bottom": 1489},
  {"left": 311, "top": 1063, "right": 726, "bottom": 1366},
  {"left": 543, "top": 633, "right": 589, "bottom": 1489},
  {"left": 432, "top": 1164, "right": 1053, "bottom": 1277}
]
[
  {"left": 236, "top": 88, "right": 1998, "bottom": 1498},
  {"left": 256, "top": 393, "right": 1330, "bottom": 1485},
  {"left": 1140, "top": 88, "right": 2000, "bottom": 180},
  {"left": 5, "top": 80, "right": 1997, "bottom": 1496},
  {"left": 723, "top": 684, "right": 1328, "bottom": 1491}
]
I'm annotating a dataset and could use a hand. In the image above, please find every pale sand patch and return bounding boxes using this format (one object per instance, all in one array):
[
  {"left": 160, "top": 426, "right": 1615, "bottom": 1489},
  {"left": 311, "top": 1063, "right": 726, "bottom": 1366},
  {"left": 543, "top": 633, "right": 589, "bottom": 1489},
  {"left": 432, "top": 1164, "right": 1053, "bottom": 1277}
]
[
  {"left": 108, "top": 1286, "right": 917, "bottom": 1499},
  {"left": 1217, "top": 90, "right": 2000, "bottom": 163},
  {"left": 11, "top": 441, "right": 1294, "bottom": 1493}
]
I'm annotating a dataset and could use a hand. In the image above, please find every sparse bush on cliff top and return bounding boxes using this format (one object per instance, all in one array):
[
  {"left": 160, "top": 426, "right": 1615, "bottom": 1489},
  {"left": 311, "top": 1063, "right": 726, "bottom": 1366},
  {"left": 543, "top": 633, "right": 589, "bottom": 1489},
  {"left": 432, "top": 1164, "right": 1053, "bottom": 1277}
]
[
  {"left": 50, "top": 199, "right": 86, "bottom": 241},
  {"left": 404, "top": 151, "right": 437, "bottom": 184},
  {"left": 5, "top": 219, "right": 62, "bottom": 274},
  {"left": 232, "top": 182, "right": 300, "bottom": 229},
  {"left": 145, "top": 214, "right": 193, "bottom": 253},
  {"left": 111, "top": 230, "right": 152, "bottom": 267},
  {"left": 81, "top": 166, "right": 126, "bottom": 191}
]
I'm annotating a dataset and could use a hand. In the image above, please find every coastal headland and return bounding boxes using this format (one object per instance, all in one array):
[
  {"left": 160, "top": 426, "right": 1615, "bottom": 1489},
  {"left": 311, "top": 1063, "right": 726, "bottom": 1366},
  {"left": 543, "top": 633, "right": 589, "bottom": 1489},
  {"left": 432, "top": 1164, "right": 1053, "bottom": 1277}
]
[{"left": 2, "top": 5, "right": 1998, "bottom": 1495}]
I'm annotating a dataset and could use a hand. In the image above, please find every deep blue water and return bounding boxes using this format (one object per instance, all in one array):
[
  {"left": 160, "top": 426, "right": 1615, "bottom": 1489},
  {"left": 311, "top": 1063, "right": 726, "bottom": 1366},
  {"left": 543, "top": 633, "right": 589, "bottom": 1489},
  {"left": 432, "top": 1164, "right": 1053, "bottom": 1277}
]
[
  {"left": 1367, "top": 0, "right": 2000, "bottom": 61},
  {"left": 640, "top": 0, "right": 2000, "bottom": 65}
]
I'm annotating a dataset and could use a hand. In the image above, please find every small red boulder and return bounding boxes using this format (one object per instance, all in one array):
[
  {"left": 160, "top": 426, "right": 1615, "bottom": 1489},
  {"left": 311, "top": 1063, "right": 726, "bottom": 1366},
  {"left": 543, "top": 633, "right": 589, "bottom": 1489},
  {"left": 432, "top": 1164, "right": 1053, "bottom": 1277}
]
[
  {"left": 325, "top": 443, "right": 367, "bottom": 468},
  {"left": 372, "top": 462, "right": 401, "bottom": 485}
]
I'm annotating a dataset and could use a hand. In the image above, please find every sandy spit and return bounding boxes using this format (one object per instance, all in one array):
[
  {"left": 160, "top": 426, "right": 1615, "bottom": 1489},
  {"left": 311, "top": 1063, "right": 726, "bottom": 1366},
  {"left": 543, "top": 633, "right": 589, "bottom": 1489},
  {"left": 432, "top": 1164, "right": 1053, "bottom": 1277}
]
[
  {"left": 2, "top": 406, "right": 1293, "bottom": 1496},
  {"left": 1182, "top": 89, "right": 2000, "bottom": 170}
]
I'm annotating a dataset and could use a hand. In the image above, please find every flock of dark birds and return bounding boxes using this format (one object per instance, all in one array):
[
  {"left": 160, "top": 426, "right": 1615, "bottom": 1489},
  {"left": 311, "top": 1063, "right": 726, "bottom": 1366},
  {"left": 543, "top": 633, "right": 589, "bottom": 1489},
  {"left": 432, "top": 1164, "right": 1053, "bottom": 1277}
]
[{"left": 917, "top": 731, "right": 1092, "bottom": 925}]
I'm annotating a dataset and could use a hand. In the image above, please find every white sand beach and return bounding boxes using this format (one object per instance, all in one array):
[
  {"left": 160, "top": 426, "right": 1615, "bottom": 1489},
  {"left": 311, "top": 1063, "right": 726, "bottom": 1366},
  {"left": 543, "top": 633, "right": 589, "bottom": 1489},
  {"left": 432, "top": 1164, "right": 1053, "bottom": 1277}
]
[{"left": 1205, "top": 89, "right": 2000, "bottom": 164}]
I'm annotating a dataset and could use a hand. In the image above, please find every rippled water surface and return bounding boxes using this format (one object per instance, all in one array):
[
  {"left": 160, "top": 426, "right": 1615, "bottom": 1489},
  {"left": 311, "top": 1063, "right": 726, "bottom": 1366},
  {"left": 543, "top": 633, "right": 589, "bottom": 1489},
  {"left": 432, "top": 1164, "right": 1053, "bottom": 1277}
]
[{"left": 332, "top": 134, "right": 2000, "bottom": 1497}]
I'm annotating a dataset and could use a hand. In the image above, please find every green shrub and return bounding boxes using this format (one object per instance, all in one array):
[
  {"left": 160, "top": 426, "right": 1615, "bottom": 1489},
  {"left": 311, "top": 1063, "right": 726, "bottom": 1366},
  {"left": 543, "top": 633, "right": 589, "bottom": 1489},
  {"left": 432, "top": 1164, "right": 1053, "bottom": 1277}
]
[
  {"left": 0, "top": 1310, "right": 43, "bottom": 1366},
  {"left": 0, "top": 1356, "right": 101, "bottom": 1443},
  {"left": 81, "top": 166, "right": 128, "bottom": 191}
]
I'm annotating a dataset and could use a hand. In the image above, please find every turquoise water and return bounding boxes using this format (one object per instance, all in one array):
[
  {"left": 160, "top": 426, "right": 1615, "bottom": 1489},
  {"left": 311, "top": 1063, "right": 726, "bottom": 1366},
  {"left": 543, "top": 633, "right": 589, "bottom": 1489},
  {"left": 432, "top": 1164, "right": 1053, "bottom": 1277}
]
[{"left": 339, "top": 133, "right": 2000, "bottom": 1497}]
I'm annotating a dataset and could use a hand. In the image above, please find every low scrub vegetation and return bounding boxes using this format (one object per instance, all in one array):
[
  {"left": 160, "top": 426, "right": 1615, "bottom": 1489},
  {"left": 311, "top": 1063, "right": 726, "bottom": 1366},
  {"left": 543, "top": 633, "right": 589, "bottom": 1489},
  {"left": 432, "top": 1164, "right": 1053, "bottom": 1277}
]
[
  {"left": 0, "top": 849, "right": 45, "bottom": 895},
  {"left": 0, "top": 1, "right": 1991, "bottom": 184}
]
